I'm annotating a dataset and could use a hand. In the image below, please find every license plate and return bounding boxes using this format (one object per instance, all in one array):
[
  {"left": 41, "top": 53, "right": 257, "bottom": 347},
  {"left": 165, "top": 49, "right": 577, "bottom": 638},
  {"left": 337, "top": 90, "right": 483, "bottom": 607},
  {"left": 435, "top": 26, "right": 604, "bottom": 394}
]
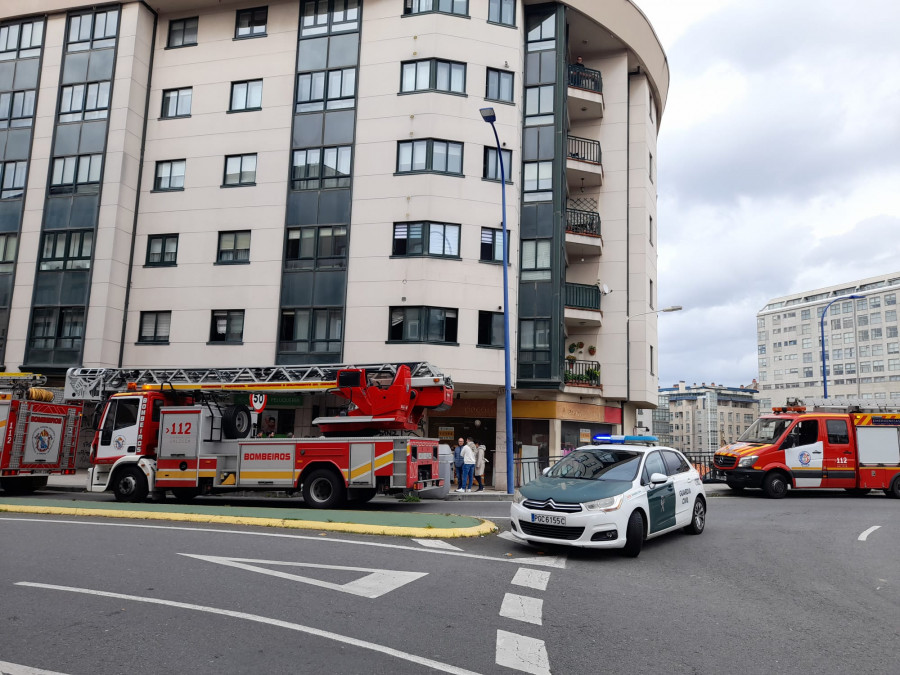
[{"left": 532, "top": 513, "right": 566, "bottom": 526}]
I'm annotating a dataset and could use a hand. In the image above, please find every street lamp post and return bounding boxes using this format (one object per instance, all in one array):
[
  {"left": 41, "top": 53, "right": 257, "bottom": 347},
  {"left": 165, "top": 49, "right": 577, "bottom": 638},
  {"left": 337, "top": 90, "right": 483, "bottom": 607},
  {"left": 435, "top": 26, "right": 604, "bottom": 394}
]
[
  {"left": 480, "top": 107, "right": 514, "bottom": 494},
  {"left": 819, "top": 294, "right": 861, "bottom": 399}
]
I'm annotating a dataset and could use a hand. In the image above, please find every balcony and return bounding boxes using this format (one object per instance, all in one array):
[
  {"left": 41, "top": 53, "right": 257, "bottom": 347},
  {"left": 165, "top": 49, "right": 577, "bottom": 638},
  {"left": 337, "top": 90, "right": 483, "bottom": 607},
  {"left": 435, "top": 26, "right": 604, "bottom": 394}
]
[
  {"left": 567, "top": 65, "right": 604, "bottom": 122},
  {"left": 564, "top": 282, "right": 602, "bottom": 327},
  {"left": 565, "top": 208, "right": 600, "bottom": 237},
  {"left": 563, "top": 359, "right": 602, "bottom": 389},
  {"left": 568, "top": 64, "right": 603, "bottom": 93},
  {"left": 567, "top": 135, "right": 603, "bottom": 188}
]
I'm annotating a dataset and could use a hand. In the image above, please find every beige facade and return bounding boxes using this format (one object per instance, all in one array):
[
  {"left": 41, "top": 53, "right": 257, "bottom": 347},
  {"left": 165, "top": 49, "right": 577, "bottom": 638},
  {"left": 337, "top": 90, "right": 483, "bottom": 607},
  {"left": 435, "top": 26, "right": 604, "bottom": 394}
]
[{"left": 0, "top": 0, "right": 666, "bottom": 474}]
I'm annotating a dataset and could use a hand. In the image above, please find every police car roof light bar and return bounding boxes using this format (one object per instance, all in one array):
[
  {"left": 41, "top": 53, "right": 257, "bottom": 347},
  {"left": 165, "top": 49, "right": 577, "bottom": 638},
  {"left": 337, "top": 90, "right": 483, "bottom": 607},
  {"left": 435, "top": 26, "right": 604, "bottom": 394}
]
[{"left": 592, "top": 434, "right": 659, "bottom": 444}]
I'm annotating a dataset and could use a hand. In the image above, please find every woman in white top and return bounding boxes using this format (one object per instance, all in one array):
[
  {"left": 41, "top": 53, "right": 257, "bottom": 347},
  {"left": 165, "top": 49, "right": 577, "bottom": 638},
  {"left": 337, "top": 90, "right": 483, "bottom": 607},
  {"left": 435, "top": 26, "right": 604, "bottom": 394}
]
[{"left": 457, "top": 442, "right": 476, "bottom": 492}]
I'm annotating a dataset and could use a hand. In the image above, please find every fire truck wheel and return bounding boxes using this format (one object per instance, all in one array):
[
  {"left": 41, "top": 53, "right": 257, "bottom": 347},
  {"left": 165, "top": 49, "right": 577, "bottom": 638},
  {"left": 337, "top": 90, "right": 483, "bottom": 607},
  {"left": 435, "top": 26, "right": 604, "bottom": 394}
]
[
  {"left": 762, "top": 472, "right": 788, "bottom": 499},
  {"left": 222, "top": 405, "right": 252, "bottom": 439},
  {"left": 887, "top": 476, "right": 900, "bottom": 499},
  {"left": 683, "top": 497, "right": 706, "bottom": 535},
  {"left": 621, "top": 510, "right": 645, "bottom": 558},
  {"left": 171, "top": 488, "right": 200, "bottom": 503},
  {"left": 302, "top": 468, "right": 346, "bottom": 509},
  {"left": 113, "top": 466, "right": 149, "bottom": 503}
]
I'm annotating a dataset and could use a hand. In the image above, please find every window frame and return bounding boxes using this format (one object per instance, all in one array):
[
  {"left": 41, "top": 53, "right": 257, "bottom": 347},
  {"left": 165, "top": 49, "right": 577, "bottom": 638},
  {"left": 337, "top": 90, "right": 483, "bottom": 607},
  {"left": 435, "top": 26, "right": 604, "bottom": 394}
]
[
  {"left": 291, "top": 146, "right": 352, "bottom": 190},
  {"left": 479, "top": 227, "right": 507, "bottom": 263},
  {"left": 391, "top": 222, "right": 461, "bottom": 259},
  {"left": 39, "top": 230, "right": 94, "bottom": 271},
  {"left": 485, "top": 68, "right": 514, "bottom": 103},
  {"left": 520, "top": 239, "right": 551, "bottom": 281},
  {"left": 29, "top": 306, "right": 86, "bottom": 350},
  {"left": 0, "top": 19, "right": 45, "bottom": 60},
  {"left": 229, "top": 79, "right": 263, "bottom": 112},
  {"left": 487, "top": 0, "right": 515, "bottom": 26},
  {"left": 403, "top": 0, "right": 469, "bottom": 18},
  {"left": 49, "top": 154, "right": 103, "bottom": 195},
  {"left": 396, "top": 139, "right": 464, "bottom": 175},
  {"left": 58, "top": 81, "right": 111, "bottom": 122},
  {"left": 138, "top": 311, "right": 172, "bottom": 344},
  {"left": 217, "top": 230, "right": 251, "bottom": 264},
  {"left": 0, "top": 89, "right": 37, "bottom": 129},
  {"left": 161, "top": 87, "right": 193, "bottom": 119},
  {"left": 0, "top": 232, "right": 18, "bottom": 272},
  {"left": 235, "top": 7, "right": 268, "bottom": 39},
  {"left": 523, "top": 160, "right": 552, "bottom": 200},
  {"left": 483, "top": 147, "right": 512, "bottom": 182},
  {"left": 399, "top": 58, "right": 466, "bottom": 95},
  {"left": 279, "top": 306, "right": 344, "bottom": 354},
  {"left": 66, "top": 9, "right": 119, "bottom": 52},
  {"left": 153, "top": 159, "right": 186, "bottom": 192},
  {"left": 388, "top": 306, "right": 459, "bottom": 344},
  {"left": 296, "top": 67, "right": 358, "bottom": 112},
  {"left": 0, "top": 160, "right": 27, "bottom": 199},
  {"left": 477, "top": 310, "right": 504, "bottom": 348},
  {"left": 167, "top": 17, "right": 198, "bottom": 48},
  {"left": 222, "top": 153, "right": 258, "bottom": 187},
  {"left": 285, "top": 225, "right": 348, "bottom": 270},
  {"left": 145, "top": 234, "right": 179, "bottom": 267},
  {"left": 209, "top": 309, "right": 245, "bottom": 344},
  {"left": 300, "top": 0, "right": 360, "bottom": 37}
]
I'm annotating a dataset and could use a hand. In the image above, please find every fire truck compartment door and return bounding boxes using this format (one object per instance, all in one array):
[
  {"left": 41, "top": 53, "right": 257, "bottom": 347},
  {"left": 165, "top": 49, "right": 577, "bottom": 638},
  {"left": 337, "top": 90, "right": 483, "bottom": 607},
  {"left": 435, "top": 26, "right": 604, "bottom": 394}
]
[
  {"left": 856, "top": 426, "right": 900, "bottom": 465},
  {"left": 238, "top": 443, "right": 295, "bottom": 486},
  {"left": 159, "top": 408, "right": 202, "bottom": 460},
  {"left": 19, "top": 405, "right": 74, "bottom": 465},
  {"left": 97, "top": 397, "right": 141, "bottom": 461},
  {"left": 349, "top": 443, "right": 376, "bottom": 486}
]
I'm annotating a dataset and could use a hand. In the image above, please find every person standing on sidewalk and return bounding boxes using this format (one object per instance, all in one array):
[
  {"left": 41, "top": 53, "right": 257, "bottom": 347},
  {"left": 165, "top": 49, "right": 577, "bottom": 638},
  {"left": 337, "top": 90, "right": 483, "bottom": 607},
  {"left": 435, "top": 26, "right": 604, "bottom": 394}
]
[
  {"left": 473, "top": 442, "right": 487, "bottom": 492},
  {"left": 458, "top": 440, "right": 476, "bottom": 492},
  {"left": 453, "top": 438, "right": 465, "bottom": 486}
]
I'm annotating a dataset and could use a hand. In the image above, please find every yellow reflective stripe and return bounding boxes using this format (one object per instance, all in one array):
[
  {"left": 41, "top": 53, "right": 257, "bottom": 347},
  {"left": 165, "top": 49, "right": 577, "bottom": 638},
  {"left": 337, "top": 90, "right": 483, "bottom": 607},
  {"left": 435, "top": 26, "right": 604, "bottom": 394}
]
[{"left": 374, "top": 451, "right": 393, "bottom": 470}]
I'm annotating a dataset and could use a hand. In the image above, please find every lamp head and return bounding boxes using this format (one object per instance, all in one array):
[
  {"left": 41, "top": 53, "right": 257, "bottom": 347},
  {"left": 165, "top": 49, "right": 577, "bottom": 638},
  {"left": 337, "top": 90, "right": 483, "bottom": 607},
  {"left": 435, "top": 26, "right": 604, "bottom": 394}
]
[
  {"left": 661, "top": 305, "right": 683, "bottom": 312},
  {"left": 480, "top": 107, "right": 497, "bottom": 123}
]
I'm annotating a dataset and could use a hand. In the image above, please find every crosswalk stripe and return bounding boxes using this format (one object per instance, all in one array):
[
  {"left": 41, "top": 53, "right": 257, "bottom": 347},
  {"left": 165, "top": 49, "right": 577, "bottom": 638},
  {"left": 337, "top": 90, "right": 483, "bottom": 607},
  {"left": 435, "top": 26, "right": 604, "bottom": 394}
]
[
  {"left": 500, "top": 592, "right": 543, "bottom": 626},
  {"left": 511, "top": 568, "right": 550, "bottom": 591},
  {"left": 495, "top": 630, "right": 550, "bottom": 675},
  {"left": 411, "top": 538, "right": 463, "bottom": 551}
]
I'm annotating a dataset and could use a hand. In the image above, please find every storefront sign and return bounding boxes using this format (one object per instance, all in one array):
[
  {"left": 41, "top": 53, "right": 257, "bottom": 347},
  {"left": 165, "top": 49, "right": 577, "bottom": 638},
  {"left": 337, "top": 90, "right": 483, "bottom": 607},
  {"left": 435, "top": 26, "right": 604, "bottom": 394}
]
[
  {"left": 430, "top": 399, "right": 497, "bottom": 419},
  {"left": 512, "top": 400, "right": 621, "bottom": 424},
  {"left": 579, "top": 428, "right": 591, "bottom": 443}
]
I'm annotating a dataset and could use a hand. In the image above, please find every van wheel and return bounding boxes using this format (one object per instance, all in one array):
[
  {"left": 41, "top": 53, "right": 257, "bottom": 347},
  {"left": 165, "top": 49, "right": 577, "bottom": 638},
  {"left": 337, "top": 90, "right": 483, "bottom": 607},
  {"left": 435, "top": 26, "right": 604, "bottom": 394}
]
[
  {"left": 887, "top": 476, "right": 900, "bottom": 499},
  {"left": 222, "top": 405, "right": 251, "bottom": 439},
  {"left": 763, "top": 472, "right": 788, "bottom": 499},
  {"left": 683, "top": 497, "right": 706, "bottom": 535},
  {"left": 302, "top": 468, "right": 346, "bottom": 509},
  {"left": 113, "top": 466, "right": 148, "bottom": 503},
  {"left": 621, "top": 510, "right": 644, "bottom": 558}
]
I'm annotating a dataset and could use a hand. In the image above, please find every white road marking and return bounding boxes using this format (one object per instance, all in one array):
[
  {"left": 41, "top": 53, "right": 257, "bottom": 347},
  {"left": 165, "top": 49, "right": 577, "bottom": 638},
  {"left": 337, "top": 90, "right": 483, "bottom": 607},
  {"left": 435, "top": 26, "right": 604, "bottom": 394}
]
[
  {"left": 180, "top": 554, "right": 427, "bottom": 599},
  {"left": 412, "top": 538, "right": 463, "bottom": 551},
  {"left": 499, "top": 593, "right": 543, "bottom": 626},
  {"left": 858, "top": 525, "right": 881, "bottom": 541},
  {"left": 495, "top": 630, "right": 550, "bottom": 675},
  {"left": 17, "top": 582, "right": 481, "bottom": 675},
  {"left": 0, "top": 661, "right": 69, "bottom": 675},
  {"left": 0, "top": 517, "right": 565, "bottom": 568},
  {"left": 511, "top": 568, "right": 550, "bottom": 591}
]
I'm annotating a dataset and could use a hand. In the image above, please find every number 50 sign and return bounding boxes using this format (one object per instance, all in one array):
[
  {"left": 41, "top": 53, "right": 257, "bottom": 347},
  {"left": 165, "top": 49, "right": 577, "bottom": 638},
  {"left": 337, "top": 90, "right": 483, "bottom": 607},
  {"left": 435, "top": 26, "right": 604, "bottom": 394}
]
[{"left": 250, "top": 393, "right": 268, "bottom": 413}]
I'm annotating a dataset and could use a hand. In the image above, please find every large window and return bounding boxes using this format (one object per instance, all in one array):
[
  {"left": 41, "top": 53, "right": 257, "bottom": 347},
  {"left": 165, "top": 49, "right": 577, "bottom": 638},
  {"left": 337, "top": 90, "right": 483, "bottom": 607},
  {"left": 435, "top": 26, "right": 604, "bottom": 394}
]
[
  {"left": 154, "top": 160, "right": 185, "bottom": 191},
  {"left": 392, "top": 222, "right": 460, "bottom": 258},
  {"left": 209, "top": 310, "right": 244, "bottom": 343},
  {"left": 300, "top": 0, "right": 360, "bottom": 36},
  {"left": 279, "top": 308, "right": 343, "bottom": 353},
  {"left": 291, "top": 147, "right": 351, "bottom": 189},
  {"left": 397, "top": 139, "right": 463, "bottom": 174},
  {"left": 478, "top": 311, "right": 504, "bottom": 347},
  {"left": 223, "top": 154, "right": 257, "bottom": 186},
  {"left": 525, "top": 85, "right": 554, "bottom": 125},
  {"left": 488, "top": 0, "right": 515, "bottom": 26},
  {"left": 519, "top": 319, "right": 550, "bottom": 378},
  {"left": 235, "top": 7, "right": 268, "bottom": 38},
  {"left": 0, "top": 161, "right": 26, "bottom": 199},
  {"left": 30, "top": 307, "right": 85, "bottom": 350},
  {"left": 167, "top": 17, "right": 198, "bottom": 48},
  {"left": 523, "top": 161, "right": 551, "bottom": 200},
  {"left": 483, "top": 147, "right": 511, "bottom": 182},
  {"left": 485, "top": 68, "right": 513, "bottom": 103},
  {"left": 217, "top": 230, "right": 251, "bottom": 263},
  {"left": 0, "top": 233, "right": 17, "bottom": 272},
  {"left": 404, "top": 0, "right": 468, "bottom": 17},
  {"left": 0, "top": 19, "right": 45, "bottom": 60},
  {"left": 230, "top": 79, "right": 263, "bottom": 111},
  {"left": 39, "top": 230, "right": 93, "bottom": 271},
  {"left": 297, "top": 68, "right": 356, "bottom": 112},
  {"left": 400, "top": 59, "right": 465, "bottom": 94},
  {"left": 67, "top": 10, "right": 119, "bottom": 51},
  {"left": 0, "top": 90, "right": 36, "bottom": 128},
  {"left": 389, "top": 306, "right": 458, "bottom": 343},
  {"left": 161, "top": 87, "right": 192, "bottom": 118},
  {"left": 146, "top": 234, "right": 178, "bottom": 266},
  {"left": 49, "top": 154, "right": 102, "bottom": 194},
  {"left": 138, "top": 311, "right": 171, "bottom": 343},
  {"left": 521, "top": 240, "right": 551, "bottom": 281},
  {"left": 526, "top": 10, "right": 555, "bottom": 51},
  {"left": 480, "top": 227, "right": 505, "bottom": 262},
  {"left": 59, "top": 81, "right": 110, "bottom": 122},
  {"left": 285, "top": 226, "right": 347, "bottom": 270}
]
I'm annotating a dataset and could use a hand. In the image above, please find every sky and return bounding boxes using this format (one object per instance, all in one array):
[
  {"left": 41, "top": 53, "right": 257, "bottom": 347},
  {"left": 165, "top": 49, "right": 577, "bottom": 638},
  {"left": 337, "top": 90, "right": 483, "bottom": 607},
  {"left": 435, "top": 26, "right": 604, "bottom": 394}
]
[{"left": 633, "top": 0, "right": 900, "bottom": 389}]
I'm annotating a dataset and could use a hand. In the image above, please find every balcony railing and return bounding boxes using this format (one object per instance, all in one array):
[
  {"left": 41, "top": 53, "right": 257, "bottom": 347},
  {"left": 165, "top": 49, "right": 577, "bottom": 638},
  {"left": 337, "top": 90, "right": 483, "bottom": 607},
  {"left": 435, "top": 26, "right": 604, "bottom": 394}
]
[
  {"left": 563, "top": 359, "right": 601, "bottom": 387},
  {"left": 566, "top": 208, "right": 601, "bottom": 237},
  {"left": 568, "top": 64, "right": 603, "bottom": 93},
  {"left": 565, "top": 282, "right": 601, "bottom": 310},
  {"left": 567, "top": 135, "right": 601, "bottom": 165}
]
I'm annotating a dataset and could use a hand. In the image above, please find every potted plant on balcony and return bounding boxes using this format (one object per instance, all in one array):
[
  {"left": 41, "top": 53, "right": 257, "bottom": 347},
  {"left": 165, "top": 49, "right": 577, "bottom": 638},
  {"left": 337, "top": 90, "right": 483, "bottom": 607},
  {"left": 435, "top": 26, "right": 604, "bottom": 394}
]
[
  {"left": 587, "top": 345, "right": 596, "bottom": 356},
  {"left": 565, "top": 354, "right": 577, "bottom": 369},
  {"left": 568, "top": 342, "right": 577, "bottom": 354},
  {"left": 586, "top": 367, "right": 600, "bottom": 383}
]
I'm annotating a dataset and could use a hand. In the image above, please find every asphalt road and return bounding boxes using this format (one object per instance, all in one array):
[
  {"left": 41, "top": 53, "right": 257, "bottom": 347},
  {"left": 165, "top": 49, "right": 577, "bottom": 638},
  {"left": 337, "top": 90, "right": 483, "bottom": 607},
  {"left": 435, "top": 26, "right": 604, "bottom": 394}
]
[{"left": 1, "top": 492, "right": 898, "bottom": 674}]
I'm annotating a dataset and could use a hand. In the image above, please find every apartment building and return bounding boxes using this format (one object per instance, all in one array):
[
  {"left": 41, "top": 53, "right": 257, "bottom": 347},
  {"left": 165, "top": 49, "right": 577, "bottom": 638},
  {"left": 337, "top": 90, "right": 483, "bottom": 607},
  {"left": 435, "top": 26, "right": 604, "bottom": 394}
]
[
  {"left": 758, "top": 272, "right": 900, "bottom": 410},
  {"left": 0, "top": 1, "right": 667, "bottom": 484}
]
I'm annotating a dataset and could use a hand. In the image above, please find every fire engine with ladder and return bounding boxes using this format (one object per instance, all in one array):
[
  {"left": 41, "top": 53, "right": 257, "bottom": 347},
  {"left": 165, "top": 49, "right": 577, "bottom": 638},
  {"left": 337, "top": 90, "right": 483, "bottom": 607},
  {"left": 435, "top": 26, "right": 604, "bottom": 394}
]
[
  {"left": 714, "top": 399, "right": 900, "bottom": 498},
  {"left": 0, "top": 373, "right": 82, "bottom": 494},
  {"left": 64, "top": 362, "right": 453, "bottom": 507}
]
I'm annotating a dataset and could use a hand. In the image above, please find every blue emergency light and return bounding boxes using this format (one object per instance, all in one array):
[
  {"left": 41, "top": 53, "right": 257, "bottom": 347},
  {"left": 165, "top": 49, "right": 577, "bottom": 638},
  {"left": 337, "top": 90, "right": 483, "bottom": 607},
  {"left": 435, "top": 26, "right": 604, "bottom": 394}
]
[{"left": 592, "top": 434, "right": 659, "bottom": 444}]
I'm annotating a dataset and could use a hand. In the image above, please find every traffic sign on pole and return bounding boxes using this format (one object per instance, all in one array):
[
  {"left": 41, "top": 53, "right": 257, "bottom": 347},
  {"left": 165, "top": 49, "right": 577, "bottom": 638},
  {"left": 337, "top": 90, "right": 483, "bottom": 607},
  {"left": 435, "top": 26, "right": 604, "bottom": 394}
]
[{"left": 250, "top": 393, "right": 267, "bottom": 413}]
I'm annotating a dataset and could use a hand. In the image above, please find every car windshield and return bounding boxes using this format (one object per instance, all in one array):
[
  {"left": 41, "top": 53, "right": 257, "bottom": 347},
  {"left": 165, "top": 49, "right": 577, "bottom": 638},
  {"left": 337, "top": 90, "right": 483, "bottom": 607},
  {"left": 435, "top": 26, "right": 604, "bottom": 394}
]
[
  {"left": 547, "top": 449, "right": 642, "bottom": 481},
  {"left": 738, "top": 418, "right": 789, "bottom": 444}
]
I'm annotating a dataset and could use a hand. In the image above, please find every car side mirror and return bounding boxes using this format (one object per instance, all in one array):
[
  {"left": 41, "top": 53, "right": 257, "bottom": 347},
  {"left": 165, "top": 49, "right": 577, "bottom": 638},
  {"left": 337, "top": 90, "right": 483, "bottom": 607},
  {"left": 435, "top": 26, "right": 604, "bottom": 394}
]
[
  {"left": 649, "top": 472, "right": 668, "bottom": 485},
  {"left": 542, "top": 467, "right": 551, "bottom": 476}
]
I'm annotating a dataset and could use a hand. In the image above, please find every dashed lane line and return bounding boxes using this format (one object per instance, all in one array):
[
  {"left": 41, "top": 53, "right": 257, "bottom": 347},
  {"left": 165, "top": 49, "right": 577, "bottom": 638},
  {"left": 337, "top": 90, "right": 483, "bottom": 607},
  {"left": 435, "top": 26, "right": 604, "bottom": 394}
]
[
  {"left": 858, "top": 525, "right": 882, "bottom": 541},
  {"left": 412, "top": 538, "right": 463, "bottom": 551},
  {"left": 500, "top": 593, "right": 544, "bottom": 626},
  {"left": 496, "top": 630, "right": 551, "bottom": 675},
  {"left": 511, "top": 568, "right": 550, "bottom": 591}
]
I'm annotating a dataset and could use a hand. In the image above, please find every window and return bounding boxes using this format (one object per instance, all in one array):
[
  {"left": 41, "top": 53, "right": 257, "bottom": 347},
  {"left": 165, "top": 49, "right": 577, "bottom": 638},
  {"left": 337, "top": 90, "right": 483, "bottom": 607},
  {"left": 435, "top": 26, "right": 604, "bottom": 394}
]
[
  {"left": 67, "top": 10, "right": 118, "bottom": 51},
  {"left": 210, "top": 310, "right": 244, "bottom": 343},
  {"left": 523, "top": 161, "right": 551, "bottom": 199},
  {"left": 168, "top": 17, "right": 198, "bottom": 47},
  {"left": 49, "top": 154, "right": 102, "bottom": 194},
  {"left": 521, "top": 240, "right": 550, "bottom": 281},
  {"left": 138, "top": 311, "right": 171, "bottom": 343},
  {"left": 526, "top": 10, "right": 555, "bottom": 51},
  {"left": 0, "top": 19, "right": 44, "bottom": 60},
  {"left": 886, "top": 310, "right": 897, "bottom": 323},
  {"left": 0, "top": 233, "right": 17, "bottom": 272},
  {"left": 485, "top": 68, "right": 513, "bottom": 103},
  {"left": 285, "top": 226, "right": 347, "bottom": 270},
  {"left": 279, "top": 307, "right": 343, "bottom": 353},
  {"left": 400, "top": 59, "right": 465, "bottom": 94},
  {"left": 889, "top": 326, "right": 899, "bottom": 339},
  {"left": 871, "top": 312, "right": 883, "bottom": 325},
  {"left": 649, "top": 152, "right": 654, "bottom": 183},
  {"left": 300, "top": 0, "right": 360, "bottom": 36},
  {"left": 291, "top": 147, "right": 352, "bottom": 189},
  {"left": 389, "top": 306, "right": 458, "bottom": 343},
  {"left": 0, "top": 160, "right": 26, "bottom": 198},
  {"left": 478, "top": 311, "right": 504, "bottom": 347},
  {"left": 404, "top": 0, "right": 468, "bottom": 17},
  {"left": 886, "top": 293, "right": 897, "bottom": 306},
  {"left": 59, "top": 81, "right": 110, "bottom": 122},
  {"left": 519, "top": 319, "right": 550, "bottom": 377},
  {"left": 230, "top": 79, "right": 262, "bottom": 111},
  {"left": 154, "top": 160, "right": 185, "bottom": 191},
  {"left": 858, "top": 314, "right": 868, "bottom": 326},
  {"left": 871, "top": 296, "right": 881, "bottom": 308},
  {"left": 525, "top": 85, "right": 553, "bottom": 125},
  {"left": 649, "top": 279, "right": 655, "bottom": 310},
  {"left": 223, "top": 154, "right": 257, "bottom": 186},
  {"left": 397, "top": 139, "right": 462, "bottom": 174},
  {"left": 146, "top": 234, "right": 178, "bottom": 266},
  {"left": 235, "top": 7, "right": 267, "bottom": 38},
  {"left": 161, "top": 87, "right": 192, "bottom": 118},
  {"left": 488, "top": 0, "right": 515, "bottom": 25},
  {"left": 650, "top": 345, "right": 655, "bottom": 376},
  {"left": 649, "top": 215, "right": 654, "bottom": 246},
  {"left": 30, "top": 307, "right": 85, "bottom": 349},
  {"left": 480, "top": 227, "right": 506, "bottom": 262},
  {"left": 483, "top": 147, "right": 512, "bottom": 182},
  {"left": 392, "top": 222, "right": 460, "bottom": 258},
  {"left": 0, "top": 90, "right": 36, "bottom": 128},
  {"left": 297, "top": 68, "right": 357, "bottom": 112},
  {"left": 39, "top": 230, "right": 93, "bottom": 271},
  {"left": 217, "top": 230, "right": 251, "bottom": 263}
]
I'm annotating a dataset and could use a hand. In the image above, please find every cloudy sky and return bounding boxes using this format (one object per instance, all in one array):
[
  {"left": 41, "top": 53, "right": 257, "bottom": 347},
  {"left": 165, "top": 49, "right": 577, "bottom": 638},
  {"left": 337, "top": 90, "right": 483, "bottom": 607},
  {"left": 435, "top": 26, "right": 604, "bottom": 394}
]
[{"left": 633, "top": 0, "right": 900, "bottom": 389}]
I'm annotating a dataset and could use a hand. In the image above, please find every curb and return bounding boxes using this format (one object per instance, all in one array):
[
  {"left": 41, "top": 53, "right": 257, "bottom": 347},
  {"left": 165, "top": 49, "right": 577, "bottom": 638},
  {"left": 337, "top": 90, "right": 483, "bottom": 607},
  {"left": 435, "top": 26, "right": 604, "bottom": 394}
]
[{"left": 0, "top": 503, "right": 499, "bottom": 539}]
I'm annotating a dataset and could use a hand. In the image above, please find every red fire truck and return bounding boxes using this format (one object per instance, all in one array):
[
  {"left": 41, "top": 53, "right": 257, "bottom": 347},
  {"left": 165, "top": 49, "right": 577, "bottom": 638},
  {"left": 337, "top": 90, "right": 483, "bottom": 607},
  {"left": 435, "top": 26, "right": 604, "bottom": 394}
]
[
  {"left": 64, "top": 363, "right": 452, "bottom": 507},
  {"left": 0, "top": 373, "right": 82, "bottom": 494},
  {"left": 714, "top": 401, "right": 900, "bottom": 498}
]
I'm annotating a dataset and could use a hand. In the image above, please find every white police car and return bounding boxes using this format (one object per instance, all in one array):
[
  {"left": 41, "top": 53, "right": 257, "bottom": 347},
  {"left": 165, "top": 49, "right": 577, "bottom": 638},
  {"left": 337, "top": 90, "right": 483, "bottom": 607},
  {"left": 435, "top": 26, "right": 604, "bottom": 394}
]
[{"left": 509, "top": 436, "right": 706, "bottom": 557}]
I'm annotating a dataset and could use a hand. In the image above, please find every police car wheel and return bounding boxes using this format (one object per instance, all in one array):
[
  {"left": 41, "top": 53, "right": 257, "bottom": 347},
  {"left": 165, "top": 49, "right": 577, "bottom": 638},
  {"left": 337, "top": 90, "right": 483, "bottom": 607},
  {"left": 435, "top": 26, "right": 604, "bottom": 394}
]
[
  {"left": 762, "top": 472, "right": 788, "bottom": 499},
  {"left": 621, "top": 510, "right": 644, "bottom": 558},
  {"left": 683, "top": 497, "right": 706, "bottom": 535}
]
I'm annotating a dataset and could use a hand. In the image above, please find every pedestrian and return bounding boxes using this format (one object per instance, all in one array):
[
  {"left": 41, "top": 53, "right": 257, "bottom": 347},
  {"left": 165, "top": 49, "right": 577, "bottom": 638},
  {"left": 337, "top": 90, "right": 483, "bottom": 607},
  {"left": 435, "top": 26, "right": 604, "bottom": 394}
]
[
  {"left": 453, "top": 438, "right": 465, "bottom": 486},
  {"left": 474, "top": 442, "right": 488, "bottom": 492},
  {"left": 458, "top": 440, "right": 476, "bottom": 493}
]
